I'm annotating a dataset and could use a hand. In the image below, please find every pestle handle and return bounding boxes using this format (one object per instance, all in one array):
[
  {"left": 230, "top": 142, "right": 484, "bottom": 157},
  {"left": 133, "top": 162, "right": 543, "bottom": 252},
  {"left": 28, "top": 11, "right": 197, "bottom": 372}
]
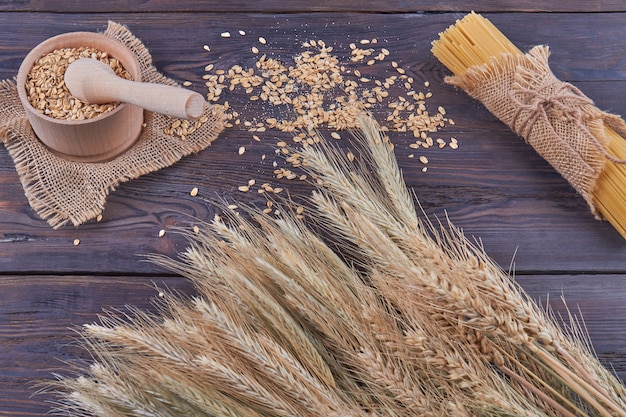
[{"left": 64, "top": 58, "right": 205, "bottom": 120}]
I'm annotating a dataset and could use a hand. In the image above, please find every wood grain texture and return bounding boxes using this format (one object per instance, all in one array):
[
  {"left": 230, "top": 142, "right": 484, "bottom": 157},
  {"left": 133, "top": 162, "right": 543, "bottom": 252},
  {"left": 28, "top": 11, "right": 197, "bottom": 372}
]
[
  {"left": 1, "top": 6, "right": 626, "bottom": 415},
  {"left": 1, "top": 1, "right": 626, "bottom": 13}
]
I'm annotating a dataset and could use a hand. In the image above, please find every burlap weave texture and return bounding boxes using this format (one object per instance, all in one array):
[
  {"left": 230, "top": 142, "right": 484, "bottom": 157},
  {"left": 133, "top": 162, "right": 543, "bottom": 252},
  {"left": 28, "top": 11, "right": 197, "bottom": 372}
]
[
  {"left": 446, "top": 45, "right": 626, "bottom": 218},
  {"left": 0, "top": 21, "right": 225, "bottom": 228}
]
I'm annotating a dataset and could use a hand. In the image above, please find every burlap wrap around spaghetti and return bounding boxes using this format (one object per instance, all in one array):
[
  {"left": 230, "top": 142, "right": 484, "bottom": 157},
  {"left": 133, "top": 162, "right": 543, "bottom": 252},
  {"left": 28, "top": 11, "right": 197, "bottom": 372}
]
[
  {"left": 446, "top": 45, "right": 626, "bottom": 218},
  {"left": 0, "top": 22, "right": 225, "bottom": 228}
]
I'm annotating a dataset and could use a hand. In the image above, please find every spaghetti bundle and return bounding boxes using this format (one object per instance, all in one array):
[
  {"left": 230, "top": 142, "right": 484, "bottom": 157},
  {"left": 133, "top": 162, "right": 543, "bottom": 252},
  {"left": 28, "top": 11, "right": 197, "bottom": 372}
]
[{"left": 432, "top": 12, "right": 626, "bottom": 239}]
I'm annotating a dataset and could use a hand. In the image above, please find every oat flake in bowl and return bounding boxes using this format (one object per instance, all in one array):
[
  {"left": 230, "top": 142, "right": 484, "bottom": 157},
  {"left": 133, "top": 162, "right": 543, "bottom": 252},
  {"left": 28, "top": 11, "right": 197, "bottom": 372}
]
[{"left": 26, "top": 46, "right": 132, "bottom": 121}]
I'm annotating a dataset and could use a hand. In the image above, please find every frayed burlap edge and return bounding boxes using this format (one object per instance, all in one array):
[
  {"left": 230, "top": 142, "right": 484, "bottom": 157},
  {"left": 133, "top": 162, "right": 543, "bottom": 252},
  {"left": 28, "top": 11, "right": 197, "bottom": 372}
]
[
  {"left": 445, "top": 45, "right": 626, "bottom": 219},
  {"left": 0, "top": 21, "right": 225, "bottom": 229}
]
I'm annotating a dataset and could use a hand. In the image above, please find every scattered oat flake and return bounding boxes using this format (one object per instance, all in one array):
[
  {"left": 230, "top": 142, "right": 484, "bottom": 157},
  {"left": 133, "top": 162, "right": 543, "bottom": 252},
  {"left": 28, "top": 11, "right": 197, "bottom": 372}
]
[
  {"left": 183, "top": 81, "right": 192, "bottom": 87},
  {"left": 238, "top": 146, "right": 246, "bottom": 155},
  {"left": 96, "top": 214, "right": 103, "bottom": 222},
  {"left": 419, "top": 156, "right": 429, "bottom": 164},
  {"left": 221, "top": 32, "right": 231, "bottom": 38},
  {"left": 228, "top": 204, "right": 239, "bottom": 210},
  {"left": 201, "top": 36, "right": 455, "bottom": 175},
  {"left": 252, "top": 46, "right": 259, "bottom": 54},
  {"left": 238, "top": 185, "right": 250, "bottom": 192}
]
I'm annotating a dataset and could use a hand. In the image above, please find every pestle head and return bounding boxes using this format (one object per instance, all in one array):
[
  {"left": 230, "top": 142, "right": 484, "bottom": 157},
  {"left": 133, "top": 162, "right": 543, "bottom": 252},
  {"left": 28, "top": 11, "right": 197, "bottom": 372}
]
[
  {"left": 64, "top": 58, "right": 118, "bottom": 104},
  {"left": 185, "top": 93, "right": 205, "bottom": 119}
]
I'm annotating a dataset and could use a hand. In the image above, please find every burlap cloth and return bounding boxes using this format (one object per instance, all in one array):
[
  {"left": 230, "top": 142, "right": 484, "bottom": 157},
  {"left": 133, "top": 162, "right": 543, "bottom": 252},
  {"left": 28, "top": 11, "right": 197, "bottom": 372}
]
[
  {"left": 0, "top": 21, "right": 225, "bottom": 228},
  {"left": 446, "top": 45, "right": 626, "bottom": 218}
]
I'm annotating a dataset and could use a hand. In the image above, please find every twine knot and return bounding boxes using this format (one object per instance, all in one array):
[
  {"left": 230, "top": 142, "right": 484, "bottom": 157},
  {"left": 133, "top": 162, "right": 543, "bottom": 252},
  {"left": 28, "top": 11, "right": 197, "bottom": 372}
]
[
  {"left": 510, "top": 80, "right": 591, "bottom": 138},
  {"left": 509, "top": 73, "right": 626, "bottom": 165}
]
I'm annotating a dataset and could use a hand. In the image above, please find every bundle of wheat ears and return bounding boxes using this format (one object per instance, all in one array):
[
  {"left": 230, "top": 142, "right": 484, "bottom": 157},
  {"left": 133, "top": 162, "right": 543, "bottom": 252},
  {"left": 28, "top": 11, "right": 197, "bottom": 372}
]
[{"left": 50, "top": 115, "right": 626, "bottom": 416}]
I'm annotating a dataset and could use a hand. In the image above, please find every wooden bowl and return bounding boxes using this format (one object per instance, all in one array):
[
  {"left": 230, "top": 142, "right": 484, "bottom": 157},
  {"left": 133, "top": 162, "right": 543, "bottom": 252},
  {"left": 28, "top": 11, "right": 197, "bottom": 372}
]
[{"left": 16, "top": 32, "right": 143, "bottom": 162}]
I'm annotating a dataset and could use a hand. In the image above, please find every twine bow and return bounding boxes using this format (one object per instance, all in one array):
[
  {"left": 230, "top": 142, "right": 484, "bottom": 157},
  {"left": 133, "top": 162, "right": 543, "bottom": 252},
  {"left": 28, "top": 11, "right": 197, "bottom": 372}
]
[{"left": 509, "top": 74, "right": 626, "bottom": 166}]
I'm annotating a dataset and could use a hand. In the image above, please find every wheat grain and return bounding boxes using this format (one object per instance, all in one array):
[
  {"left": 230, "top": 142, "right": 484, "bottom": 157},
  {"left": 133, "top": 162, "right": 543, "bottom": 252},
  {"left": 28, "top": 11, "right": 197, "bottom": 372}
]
[{"left": 201, "top": 35, "right": 456, "bottom": 176}]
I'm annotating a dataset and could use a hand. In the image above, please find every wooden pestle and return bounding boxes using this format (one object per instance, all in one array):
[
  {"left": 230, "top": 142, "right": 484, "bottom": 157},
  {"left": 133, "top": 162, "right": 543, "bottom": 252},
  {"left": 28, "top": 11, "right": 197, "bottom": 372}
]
[{"left": 64, "top": 58, "right": 205, "bottom": 120}]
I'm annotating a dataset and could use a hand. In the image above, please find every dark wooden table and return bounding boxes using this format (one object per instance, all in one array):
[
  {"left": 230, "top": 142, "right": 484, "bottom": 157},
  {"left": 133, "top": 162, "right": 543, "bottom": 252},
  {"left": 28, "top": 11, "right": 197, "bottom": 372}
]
[{"left": 2, "top": 1, "right": 626, "bottom": 415}]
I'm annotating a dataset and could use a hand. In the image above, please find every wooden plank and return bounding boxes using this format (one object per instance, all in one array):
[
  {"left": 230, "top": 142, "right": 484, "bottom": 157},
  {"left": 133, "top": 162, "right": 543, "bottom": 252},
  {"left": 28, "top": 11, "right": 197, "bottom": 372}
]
[
  {"left": 1, "top": 1, "right": 626, "bottom": 13},
  {"left": 517, "top": 274, "right": 626, "bottom": 378},
  {"left": 0, "top": 274, "right": 194, "bottom": 416},
  {"left": 2, "top": 12, "right": 626, "bottom": 82},
  {"left": 1, "top": 12, "right": 626, "bottom": 275},
  {"left": 0, "top": 273, "right": 624, "bottom": 415}
]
